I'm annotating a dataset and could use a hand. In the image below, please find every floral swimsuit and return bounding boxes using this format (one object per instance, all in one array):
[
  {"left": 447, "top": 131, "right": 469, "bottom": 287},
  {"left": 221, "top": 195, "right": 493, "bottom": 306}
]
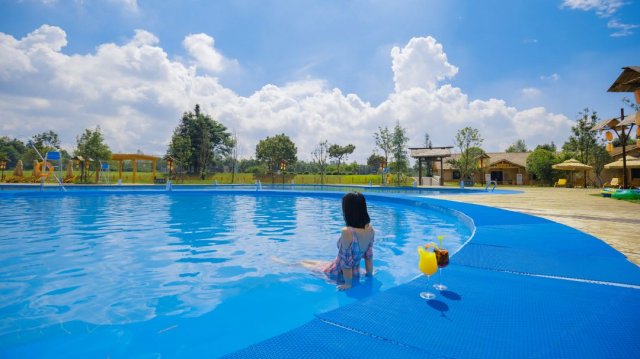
[{"left": 323, "top": 227, "right": 374, "bottom": 283}]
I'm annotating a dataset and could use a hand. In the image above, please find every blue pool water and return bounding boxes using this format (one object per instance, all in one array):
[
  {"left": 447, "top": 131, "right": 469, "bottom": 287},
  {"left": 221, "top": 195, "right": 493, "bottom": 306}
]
[{"left": 0, "top": 191, "right": 473, "bottom": 358}]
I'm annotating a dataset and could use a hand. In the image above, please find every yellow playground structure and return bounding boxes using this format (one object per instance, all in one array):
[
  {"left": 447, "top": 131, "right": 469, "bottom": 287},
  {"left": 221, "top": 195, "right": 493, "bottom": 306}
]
[{"left": 111, "top": 153, "right": 160, "bottom": 183}]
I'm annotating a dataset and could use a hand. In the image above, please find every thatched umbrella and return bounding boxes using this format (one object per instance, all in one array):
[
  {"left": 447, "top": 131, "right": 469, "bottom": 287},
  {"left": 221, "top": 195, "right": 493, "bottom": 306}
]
[
  {"left": 66, "top": 159, "right": 75, "bottom": 178},
  {"left": 552, "top": 159, "right": 593, "bottom": 187},
  {"left": 32, "top": 160, "right": 41, "bottom": 177},
  {"left": 604, "top": 156, "right": 640, "bottom": 187},
  {"left": 13, "top": 160, "right": 24, "bottom": 177},
  {"left": 604, "top": 156, "right": 640, "bottom": 169}
]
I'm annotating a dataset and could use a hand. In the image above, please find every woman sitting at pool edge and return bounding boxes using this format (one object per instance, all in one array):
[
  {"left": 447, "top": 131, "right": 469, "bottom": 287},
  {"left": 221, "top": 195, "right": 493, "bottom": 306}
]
[{"left": 303, "top": 192, "right": 374, "bottom": 291}]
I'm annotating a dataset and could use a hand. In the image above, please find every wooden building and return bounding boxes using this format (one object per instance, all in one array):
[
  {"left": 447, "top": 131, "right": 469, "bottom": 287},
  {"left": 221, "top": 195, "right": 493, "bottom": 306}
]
[{"left": 438, "top": 152, "right": 532, "bottom": 185}]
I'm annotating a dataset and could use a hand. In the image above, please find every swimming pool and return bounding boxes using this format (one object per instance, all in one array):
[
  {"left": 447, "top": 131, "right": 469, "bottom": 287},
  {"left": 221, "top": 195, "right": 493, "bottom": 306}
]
[{"left": 0, "top": 190, "right": 473, "bottom": 357}]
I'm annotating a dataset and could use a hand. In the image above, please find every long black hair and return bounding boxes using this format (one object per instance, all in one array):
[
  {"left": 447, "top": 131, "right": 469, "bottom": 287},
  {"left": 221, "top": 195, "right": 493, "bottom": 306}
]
[{"left": 342, "top": 192, "right": 370, "bottom": 229}]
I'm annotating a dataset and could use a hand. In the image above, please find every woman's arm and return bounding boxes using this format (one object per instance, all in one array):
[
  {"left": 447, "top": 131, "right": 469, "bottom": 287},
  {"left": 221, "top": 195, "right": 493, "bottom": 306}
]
[
  {"left": 364, "top": 228, "right": 374, "bottom": 276},
  {"left": 365, "top": 258, "right": 373, "bottom": 276},
  {"left": 336, "top": 228, "right": 354, "bottom": 290},
  {"left": 337, "top": 268, "right": 353, "bottom": 291}
]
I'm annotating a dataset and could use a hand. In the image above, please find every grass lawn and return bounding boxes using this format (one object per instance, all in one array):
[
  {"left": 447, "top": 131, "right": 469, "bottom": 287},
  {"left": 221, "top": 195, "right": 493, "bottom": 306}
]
[{"left": 2, "top": 171, "right": 417, "bottom": 186}]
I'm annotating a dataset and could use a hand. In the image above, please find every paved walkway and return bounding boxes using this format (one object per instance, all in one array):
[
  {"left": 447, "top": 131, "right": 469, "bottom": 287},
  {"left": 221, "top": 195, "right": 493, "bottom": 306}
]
[{"left": 437, "top": 186, "right": 640, "bottom": 265}]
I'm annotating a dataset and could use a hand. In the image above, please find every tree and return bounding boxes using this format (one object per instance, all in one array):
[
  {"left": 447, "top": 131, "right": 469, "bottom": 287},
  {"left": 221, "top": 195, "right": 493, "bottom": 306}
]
[
  {"left": 75, "top": 126, "right": 112, "bottom": 182},
  {"left": 0, "top": 137, "right": 27, "bottom": 168},
  {"left": 167, "top": 132, "right": 192, "bottom": 182},
  {"left": 506, "top": 139, "right": 527, "bottom": 153},
  {"left": 312, "top": 140, "right": 330, "bottom": 184},
  {"left": 24, "top": 131, "right": 67, "bottom": 166},
  {"left": 526, "top": 147, "right": 557, "bottom": 186},
  {"left": 367, "top": 153, "right": 385, "bottom": 171},
  {"left": 391, "top": 121, "right": 409, "bottom": 184},
  {"left": 452, "top": 127, "right": 484, "bottom": 180},
  {"left": 32, "top": 130, "right": 60, "bottom": 150},
  {"left": 374, "top": 126, "right": 393, "bottom": 168},
  {"left": 562, "top": 108, "right": 599, "bottom": 165},
  {"left": 536, "top": 142, "right": 557, "bottom": 152},
  {"left": 328, "top": 143, "right": 355, "bottom": 174},
  {"left": 591, "top": 145, "right": 611, "bottom": 186},
  {"left": 237, "top": 158, "right": 264, "bottom": 175},
  {"left": 256, "top": 134, "right": 297, "bottom": 182},
  {"left": 75, "top": 127, "right": 111, "bottom": 160},
  {"left": 171, "top": 104, "right": 233, "bottom": 178}
]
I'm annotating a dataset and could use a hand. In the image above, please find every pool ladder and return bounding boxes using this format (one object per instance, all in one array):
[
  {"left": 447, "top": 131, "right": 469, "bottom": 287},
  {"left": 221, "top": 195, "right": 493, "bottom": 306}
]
[{"left": 485, "top": 180, "right": 497, "bottom": 192}]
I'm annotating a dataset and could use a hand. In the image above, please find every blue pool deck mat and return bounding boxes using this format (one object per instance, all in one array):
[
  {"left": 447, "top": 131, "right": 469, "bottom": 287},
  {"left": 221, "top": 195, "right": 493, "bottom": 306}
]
[
  {"left": 224, "top": 196, "right": 640, "bottom": 359},
  {"left": 316, "top": 265, "right": 640, "bottom": 359},
  {"left": 227, "top": 264, "right": 640, "bottom": 359},
  {"left": 221, "top": 319, "right": 430, "bottom": 359}
]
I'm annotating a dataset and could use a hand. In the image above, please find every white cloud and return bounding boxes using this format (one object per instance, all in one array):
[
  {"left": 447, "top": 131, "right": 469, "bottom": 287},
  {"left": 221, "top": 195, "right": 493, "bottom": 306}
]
[
  {"left": 0, "top": 26, "right": 573, "bottom": 163},
  {"left": 561, "top": 0, "right": 637, "bottom": 37},
  {"left": 111, "top": 0, "right": 139, "bottom": 12},
  {"left": 521, "top": 87, "right": 541, "bottom": 97},
  {"left": 20, "top": 23, "right": 68, "bottom": 52},
  {"left": 183, "top": 33, "right": 238, "bottom": 74},
  {"left": 540, "top": 73, "right": 560, "bottom": 82},
  {"left": 561, "top": 0, "right": 623, "bottom": 17},
  {"left": 130, "top": 29, "right": 158, "bottom": 47},
  {"left": 391, "top": 36, "right": 458, "bottom": 92},
  {"left": 607, "top": 19, "right": 640, "bottom": 37}
]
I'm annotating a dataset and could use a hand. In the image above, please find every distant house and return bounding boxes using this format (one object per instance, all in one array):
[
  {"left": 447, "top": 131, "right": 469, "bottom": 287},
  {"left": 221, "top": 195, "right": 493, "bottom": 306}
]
[
  {"left": 440, "top": 152, "right": 532, "bottom": 185},
  {"left": 413, "top": 143, "right": 640, "bottom": 187}
]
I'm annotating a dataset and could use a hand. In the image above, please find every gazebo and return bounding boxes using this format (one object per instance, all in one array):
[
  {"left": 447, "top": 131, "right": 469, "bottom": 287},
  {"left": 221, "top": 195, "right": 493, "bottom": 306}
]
[
  {"left": 111, "top": 153, "right": 160, "bottom": 183},
  {"left": 409, "top": 146, "right": 452, "bottom": 186}
]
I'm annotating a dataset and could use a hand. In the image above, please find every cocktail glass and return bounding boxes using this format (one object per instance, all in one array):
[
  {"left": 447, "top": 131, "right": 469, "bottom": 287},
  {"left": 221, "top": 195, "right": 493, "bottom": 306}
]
[
  {"left": 433, "top": 248, "right": 449, "bottom": 291},
  {"left": 418, "top": 246, "right": 438, "bottom": 300}
]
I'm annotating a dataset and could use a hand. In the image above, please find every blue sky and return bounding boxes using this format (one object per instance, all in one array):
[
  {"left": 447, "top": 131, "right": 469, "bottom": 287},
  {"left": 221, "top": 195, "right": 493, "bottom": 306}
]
[{"left": 0, "top": 0, "right": 638, "bottom": 161}]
